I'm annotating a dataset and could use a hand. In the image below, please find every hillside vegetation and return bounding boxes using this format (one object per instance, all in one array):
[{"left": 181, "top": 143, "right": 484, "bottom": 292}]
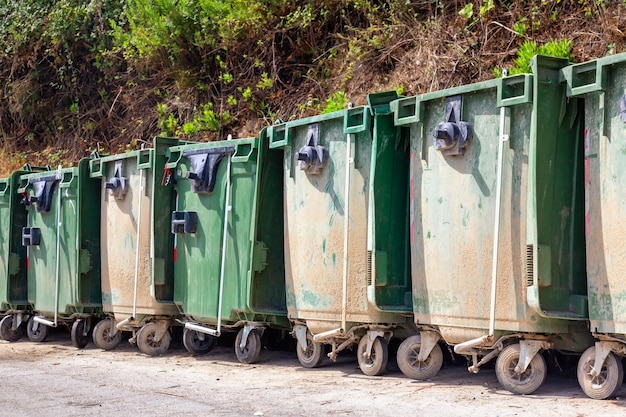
[{"left": 0, "top": 0, "right": 624, "bottom": 175}]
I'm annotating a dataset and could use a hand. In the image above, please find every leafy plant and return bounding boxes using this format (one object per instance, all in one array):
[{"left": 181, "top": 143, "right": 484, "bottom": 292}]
[
  {"left": 322, "top": 91, "right": 348, "bottom": 114},
  {"left": 459, "top": 3, "right": 474, "bottom": 19},
  {"left": 492, "top": 39, "right": 574, "bottom": 77}
]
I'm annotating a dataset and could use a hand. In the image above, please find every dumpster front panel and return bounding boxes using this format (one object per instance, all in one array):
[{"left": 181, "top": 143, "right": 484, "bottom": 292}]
[
  {"left": 172, "top": 137, "right": 287, "bottom": 326},
  {"left": 97, "top": 150, "right": 178, "bottom": 320},
  {"left": 0, "top": 172, "right": 29, "bottom": 310},
  {"left": 172, "top": 139, "right": 256, "bottom": 322},
  {"left": 275, "top": 110, "right": 404, "bottom": 334},
  {"left": 409, "top": 85, "right": 536, "bottom": 335},
  {"left": 408, "top": 63, "right": 587, "bottom": 344},
  {"left": 0, "top": 176, "right": 10, "bottom": 309},
  {"left": 23, "top": 167, "right": 98, "bottom": 315},
  {"left": 576, "top": 55, "right": 626, "bottom": 336}
]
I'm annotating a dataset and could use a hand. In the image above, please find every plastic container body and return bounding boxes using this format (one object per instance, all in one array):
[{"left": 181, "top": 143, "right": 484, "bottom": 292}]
[
  {"left": 167, "top": 136, "right": 288, "bottom": 329},
  {"left": 89, "top": 143, "right": 179, "bottom": 326},
  {"left": 267, "top": 94, "right": 413, "bottom": 375},
  {"left": 0, "top": 171, "right": 31, "bottom": 314},
  {"left": 563, "top": 53, "right": 626, "bottom": 399},
  {"left": 20, "top": 160, "right": 102, "bottom": 318},
  {"left": 392, "top": 56, "right": 593, "bottom": 391}
]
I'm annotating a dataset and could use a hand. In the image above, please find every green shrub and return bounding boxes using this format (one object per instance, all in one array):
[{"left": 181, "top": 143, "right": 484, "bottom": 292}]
[{"left": 493, "top": 39, "right": 573, "bottom": 77}]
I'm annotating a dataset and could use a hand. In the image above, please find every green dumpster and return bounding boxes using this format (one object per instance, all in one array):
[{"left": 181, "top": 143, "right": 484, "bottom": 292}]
[
  {"left": 17, "top": 159, "right": 102, "bottom": 348},
  {"left": 562, "top": 52, "right": 626, "bottom": 399},
  {"left": 265, "top": 92, "right": 414, "bottom": 376},
  {"left": 89, "top": 140, "right": 179, "bottom": 355},
  {"left": 394, "top": 55, "right": 593, "bottom": 394},
  {"left": 0, "top": 167, "right": 43, "bottom": 341},
  {"left": 165, "top": 135, "right": 289, "bottom": 363}
]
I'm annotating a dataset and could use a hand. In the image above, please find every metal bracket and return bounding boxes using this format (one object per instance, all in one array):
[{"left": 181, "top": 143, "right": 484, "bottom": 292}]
[
  {"left": 80, "top": 317, "right": 91, "bottom": 337},
  {"left": 327, "top": 332, "right": 357, "bottom": 361},
  {"left": 12, "top": 313, "right": 27, "bottom": 331},
  {"left": 104, "top": 160, "right": 128, "bottom": 200},
  {"left": 184, "top": 146, "right": 235, "bottom": 193},
  {"left": 31, "top": 318, "right": 41, "bottom": 332},
  {"left": 28, "top": 178, "right": 59, "bottom": 212},
  {"left": 432, "top": 95, "right": 473, "bottom": 156},
  {"left": 22, "top": 227, "right": 42, "bottom": 246},
  {"left": 417, "top": 331, "right": 441, "bottom": 362},
  {"left": 296, "top": 123, "right": 329, "bottom": 174},
  {"left": 294, "top": 325, "right": 308, "bottom": 351},
  {"left": 171, "top": 211, "right": 198, "bottom": 234},
  {"left": 238, "top": 324, "right": 265, "bottom": 350},
  {"left": 109, "top": 319, "right": 119, "bottom": 337},
  {"left": 152, "top": 320, "right": 170, "bottom": 343},
  {"left": 362, "top": 330, "right": 386, "bottom": 360},
  {"left": 515, "top": 340, "right": 552, "bottom": 374},
  {"left": 592, "top": 341, "right": 626, "bottom": 377}
]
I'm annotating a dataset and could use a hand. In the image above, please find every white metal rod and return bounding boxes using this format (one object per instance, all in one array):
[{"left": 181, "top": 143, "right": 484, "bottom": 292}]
[
  {"left": 53, "top": 166, "right": 62, "bottom": 327},
  {"left": 185, "top": 322, "right": 218, "bottom": 336},
  {"left": 488, "top": 105, "right": 509, "bottom": 336},
  {"left": 33, "top": 316, "right": 56, "bottom": 327},
  {"left": 116, "top": 317, "right": 131, "bottom": 331},
  {"left": 313, "top": 327, "right": 343, "bottom": 342},
  {"left": 216, "top": 155, "right": 232, "bottom": 337},
  {"left": 132, "top": 166, "right": 143, "bottom": 320},
  {"left": 341, "top": 134, "right": 353, "bottom": 334},
  {"left": 173, "top": 193, "right": 178, "bottom": 263}
]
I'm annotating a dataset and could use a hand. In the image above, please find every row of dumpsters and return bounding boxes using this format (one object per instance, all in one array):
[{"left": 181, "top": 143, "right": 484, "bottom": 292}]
[{"left": 2, "top": 53, "right": 626, "bottom": 399}]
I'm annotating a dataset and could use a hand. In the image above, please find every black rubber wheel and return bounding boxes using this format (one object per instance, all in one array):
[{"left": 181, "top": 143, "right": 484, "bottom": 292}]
[
  {"left": 495, "top": 343, "right": 547, "bottom": 395},
  {"left": 235, "top": 328, "right": 262, "bottom": 364},
  {"left": 136, "top": 322, "right": 171, "bottom": 356},
  {"left": 71, "top": 319, "right": 91, "bottom": 349},
  {"left": 357, "top": 336, "right": 389, "bottom": 376},
  {"left": 26, "top": 316, "right": 49, "bottom": 343},
  {"left": 577, "top": 346, "right": 624, "bottom": 400},
  {"left": 0, "top": 315, "right": 24, "bottom": 342},
  {"left": 296, "top": 330, "right": 325, "bottom": 368},
  {"left": 397, "top": 335, "right": 443, "bottom": 380},
  {"left": 92, "top": 318, "right": 123, "bottom": 351},
  {"left": 182, "top": 328, "right": 217, "bottom": 356}
]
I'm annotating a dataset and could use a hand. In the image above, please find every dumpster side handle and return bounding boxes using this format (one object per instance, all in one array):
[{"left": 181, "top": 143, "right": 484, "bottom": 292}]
[
  {"left": 215, "top": 154, "right": 233, "bottom": 337},
  {"left": 132, "top": 164, "right": 143, "bottom": 321},
  {"left": 341, "top": 132, "right": 354, "bottom": 333},
  {"left": 454, "top": 101, "right": 510, "bottom": 362},
  {"left": 53, "top": 165, "right": 63, "bottom": 327}
]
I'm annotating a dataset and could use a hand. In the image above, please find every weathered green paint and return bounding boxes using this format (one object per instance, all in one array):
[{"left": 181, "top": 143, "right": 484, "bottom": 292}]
[
  {"left": 564, "top": 52, "right": 626, "bottom": 338},
  {"left": 267, "top": 95, "right": 412, "bottom": 336},
  {"left": 19, "top": 159, "right": 102, "bottom": 317},
  {"left": 167, "top": 135, "right": 288, "bottom": 329},
  {"left": 0, "top": 170, "right": 34, "bottom": 312},
  {"left": 399, "top": 55, "right": 591, "bottom": 352},
  {"left": 89, "top": 141, "right": 179, "bottom": 323}
]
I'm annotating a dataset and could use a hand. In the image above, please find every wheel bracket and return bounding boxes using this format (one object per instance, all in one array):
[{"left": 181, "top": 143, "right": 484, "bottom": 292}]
[
  {"left": 294, "top": 325, "right": 308, "bottom": 351},
  {"left": 14, "top": 313, "right": 27, "bottom": 330},
  {"left": 363, "top": 330, "right": 385, "bottom": 360},
  {"left": 417, "top": 331, "right": 440, "bottom": 362},
  {"left": 514, "top": 340, "right": 551, "bottom": 374},
  {"left": 592, "top": 341, "right": 625, "bottom": 377},
  {"left": 239, "top": 324, "right": 264, "bottom": 350},
  {"left": 109, "top": 318, "right": 119, "bottom": 337},
  {"left": 152, "top": 320, "right": 169, "bottom": 343}
]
